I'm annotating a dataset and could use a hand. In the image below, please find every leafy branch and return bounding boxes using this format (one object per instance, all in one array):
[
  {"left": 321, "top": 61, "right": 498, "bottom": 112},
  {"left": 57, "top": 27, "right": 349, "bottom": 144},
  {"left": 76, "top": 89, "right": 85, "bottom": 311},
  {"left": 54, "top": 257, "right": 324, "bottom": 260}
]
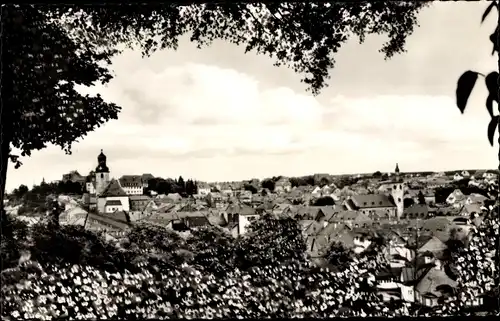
[{"left": 455, "top": 2, "right": 499, "bottom": 147}]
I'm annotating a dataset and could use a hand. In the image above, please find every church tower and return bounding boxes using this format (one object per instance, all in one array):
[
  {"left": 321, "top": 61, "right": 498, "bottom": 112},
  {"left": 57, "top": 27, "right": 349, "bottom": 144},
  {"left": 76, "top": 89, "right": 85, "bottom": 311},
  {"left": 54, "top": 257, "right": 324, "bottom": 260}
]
[
  {"left": 391, "top": 163, "right": 404, "bottom": 220},
  {"left": 95, "top": 149, "right": 110, "bottom": 196}
]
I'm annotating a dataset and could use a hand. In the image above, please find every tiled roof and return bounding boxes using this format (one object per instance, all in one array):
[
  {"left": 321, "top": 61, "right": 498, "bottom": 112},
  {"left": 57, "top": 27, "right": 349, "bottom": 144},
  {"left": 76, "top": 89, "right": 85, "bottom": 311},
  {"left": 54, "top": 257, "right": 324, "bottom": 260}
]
[
  {"left": 304, "top": 221, "right": 324, "bottom": 236},
  {"left": 350, "top": 194, "right": 395, "bottom": 209},
  {"left": 166, "top": 193, "right": 182, "bottom": 201},
  {"left": 316, "top": 207, "right": 337, "bottom": 221},
  {"left": 87, "top": 212, "right": 130, "bottom": 230},
  {"left": 417, "top": 236, "right": 447, "bottom": 253},
  {"left": 416, "top": 269, "right": 458, "bottom": 297},
  {"left": 422, "top": 217, "right": 451, "bottom": 232},
  {"left": 119, "top": 175, "right": 143, "bottom": 187},
  {"left": 404, "top": 204, "right": 429, "bottom": 216},
  {"left": 100, "top": 179, "right": 128, "bottom": 197},
  {"left": 226, "top": 203, "right": 256, "bottom": 216},
  {"left": 129, "top": 195, "right": 151, "bottom": 201},
  {"left": 105, "top": 200, "right": 123, "bottom": 206},
  {"left": 293, "top": 206, "right": 321, "bottom": 220},
  {"left": 331, "top": 210, "right": 372, "bottom": 223},
  {"left": 141, "top": 173, "right": 155, "bottom": 182}
]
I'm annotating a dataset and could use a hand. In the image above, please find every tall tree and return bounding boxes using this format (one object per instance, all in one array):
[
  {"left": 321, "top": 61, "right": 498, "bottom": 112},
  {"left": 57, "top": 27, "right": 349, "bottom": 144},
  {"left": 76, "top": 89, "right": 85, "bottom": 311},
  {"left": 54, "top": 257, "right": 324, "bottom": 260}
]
[
  {"left": 417, "top": 190, "right": 426, "bottom": 204},
  {"left": 0, "top": 6, "right": 120, "bottom": 229},
  {"left": 177, "top": 176, "right": 186, "bottom": 194}
]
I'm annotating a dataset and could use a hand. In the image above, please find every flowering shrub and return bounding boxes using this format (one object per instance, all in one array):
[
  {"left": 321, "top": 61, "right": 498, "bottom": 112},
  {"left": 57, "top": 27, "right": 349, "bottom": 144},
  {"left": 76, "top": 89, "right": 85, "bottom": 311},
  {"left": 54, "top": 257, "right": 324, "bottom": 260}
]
[
  {"left": 1, "top": 212, "right": 499, "bottom": 318},
  {"left": 1, "top": 258, "right": 418, "bottom": 320},
  {"left": 439, "top": 215, "right": 500, "bottom": 315}
]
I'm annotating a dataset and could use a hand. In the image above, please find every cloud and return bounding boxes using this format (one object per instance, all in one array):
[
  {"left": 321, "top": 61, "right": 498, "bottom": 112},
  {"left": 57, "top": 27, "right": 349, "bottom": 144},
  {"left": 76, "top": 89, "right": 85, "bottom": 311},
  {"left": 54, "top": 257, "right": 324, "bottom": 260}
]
[
  {"left": 6, "top": 1, "right": 498, "bottom": 191},
  {"left": 8, "top": 58, "right": 496, "bottom": 192}
]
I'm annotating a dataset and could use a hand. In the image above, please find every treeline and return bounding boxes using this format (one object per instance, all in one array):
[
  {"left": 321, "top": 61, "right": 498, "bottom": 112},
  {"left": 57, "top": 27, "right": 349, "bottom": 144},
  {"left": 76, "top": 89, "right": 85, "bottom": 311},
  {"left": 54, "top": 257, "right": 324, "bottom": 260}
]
[
  {"left": 260, "top": 174, "right": 360, "bottom": 192},
  {"left": 10, "top": 180, "right": 84, "bottom": 214},
  {"left": 145, "top": 176, "right": 198, "bottom": 197},
  {"left": 434, "top": 178, "right": 490, "bottom": 204}
]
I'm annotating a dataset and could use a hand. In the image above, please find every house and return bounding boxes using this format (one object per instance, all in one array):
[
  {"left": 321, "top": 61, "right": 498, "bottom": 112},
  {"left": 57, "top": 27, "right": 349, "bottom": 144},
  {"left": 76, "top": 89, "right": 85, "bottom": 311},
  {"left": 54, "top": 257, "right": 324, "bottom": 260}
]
[
  {"left": 224, "top": 202, "right": 256, "bottom": 225},
  {"left": 140, "top": 174, "right": 155, "bottom": 188},
  {"left": 446, "top": 189, "right": 465, "bottom": 205},
  {"left": 219, "top": 184, "right": 234, "bottom": 197},
  {"left": 119, "top": 175, "right": 145, "bottom": 195},
  {"left": 465, "top": 194, "right": 488, "bottom": 206},
  {"left": 402, "top": 204, "right": 429, "bottom": 220},
  {"left": 461, "top": 170, "right": 470, "bottom": 178},
  {"left": 197, "top": 182, "right": 211, "bottom": 196},
  {"left": 311, "top": 186, "right": 322, "bottom": 198},
  {"left": 272, "top": 203, "right": 294, "bottom": 216},
  {"left": 415, "top": 268, "right": 458, "bottom": 307},
  {"left": 62, "top": 170, "right": 86, "bottom": 184},
  {"left": 236, "top": 211, "right": 260, "bottom": 236},
  {"left": 303, "top": 220, "right": 324, "bottom": 237},
  {"left": 482, "top": 172, "right": 497, "bottom": 180},
  {"left": 417, "top": 236, "right": 448, "bottom": 259},
  {"left": 453, "top": 173, "right": 464, "bottom": 181},
  {"left": 105, "top": 199, "right": 125, "bottom": 213},
  {"left": 129, "top": 195, "right": 152, "bottom": 211},
  {"left": 314, "top": 206, "right": 337, "bottom": 225},
  {"left": 97, "top": 179, "right": 130, "bottom": 214},
  {"left": 460, "top": 203, "right": 482, "bottom": 217},
  {"left": 290, "top": 206, "right": 321, "bottom": 220},
  {"left": 328, "top": 210, "right": 372, "bottom": 228},
  {"left": 274, "top": 177, "right": 292, "bottom": 193},
  {"left": 345, "top": 194, "right": 398, "bottom": 219},
  {"left": 206, "top": 192, "right": 224, "bottom": 209},
  {"left": 85, "top": 174, "right": 96, "bottom": 195},
  {"left": 298, "top": 220, "right": 318, "bottom": 238},
  {"left": 59, "top": 205, "right": 88, "bottom": 226},
  {"left": 174, "top": 211, "right": 212, "bottom": 230},
  {"left": 238, "top": 190, "right": 253, "bottom": 204},
  {"left": 85, "top": 211, "right": 131, "bottom": 234}
]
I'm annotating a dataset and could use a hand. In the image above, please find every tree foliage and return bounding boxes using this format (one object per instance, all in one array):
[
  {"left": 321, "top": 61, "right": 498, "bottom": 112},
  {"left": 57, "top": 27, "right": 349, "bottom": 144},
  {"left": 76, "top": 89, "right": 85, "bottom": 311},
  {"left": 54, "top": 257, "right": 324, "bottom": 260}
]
[
  {"left": 455, "top": 2, "right": 499, "bottom": 151},
  {"left": 236, "top": 214, "right": 307, "bottom": 268},
  {"left": 1, "top": 2, "right": 432, "bottom": 223},
  {"left": 312, "top": 196, "right": 335, "bottom": 206},
  {"left": 325, "top": 241, "right": 354, "bottom": 270},
  {"left": 186, "top": 225, "right": 237, "bottom": 276}
]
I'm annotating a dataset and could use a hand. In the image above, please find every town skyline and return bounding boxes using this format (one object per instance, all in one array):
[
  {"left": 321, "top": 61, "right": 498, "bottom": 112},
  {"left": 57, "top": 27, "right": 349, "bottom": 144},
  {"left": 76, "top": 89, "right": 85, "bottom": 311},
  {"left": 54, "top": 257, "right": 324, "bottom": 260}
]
[{"left": 7, "top": 1, "right": 498, "bottom": 191}]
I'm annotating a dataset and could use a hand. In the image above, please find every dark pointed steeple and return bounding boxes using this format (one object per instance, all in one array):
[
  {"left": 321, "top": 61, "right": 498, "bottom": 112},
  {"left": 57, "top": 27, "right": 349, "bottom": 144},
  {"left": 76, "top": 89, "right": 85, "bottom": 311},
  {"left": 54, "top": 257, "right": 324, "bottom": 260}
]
[
  {"left": 96, "top": 149, "right": 109, "bottom": 173},
  {"left": 395, "top": 163, "right": 400, "bottom": 174}
]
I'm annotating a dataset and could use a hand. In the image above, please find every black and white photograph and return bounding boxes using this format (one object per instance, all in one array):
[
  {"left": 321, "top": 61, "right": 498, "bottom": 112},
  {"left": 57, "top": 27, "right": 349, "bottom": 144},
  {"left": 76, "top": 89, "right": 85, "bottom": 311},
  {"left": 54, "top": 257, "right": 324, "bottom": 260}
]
[{"left": 1, "top": 1, "right": 499, "bottom": 319}]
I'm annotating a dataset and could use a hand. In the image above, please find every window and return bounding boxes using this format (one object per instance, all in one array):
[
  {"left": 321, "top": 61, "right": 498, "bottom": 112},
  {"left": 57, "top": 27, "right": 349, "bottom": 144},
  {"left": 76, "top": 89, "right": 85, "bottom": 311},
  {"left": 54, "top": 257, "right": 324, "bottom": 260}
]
[
  {"left": 398, "top": 198, "right": 401, "bottom": 203},
  {"left": 393, "top": 185, "right": 397, "bottom": 189},
  {"left": 101, "top": 173, "right": 104, "bottom": 179}
]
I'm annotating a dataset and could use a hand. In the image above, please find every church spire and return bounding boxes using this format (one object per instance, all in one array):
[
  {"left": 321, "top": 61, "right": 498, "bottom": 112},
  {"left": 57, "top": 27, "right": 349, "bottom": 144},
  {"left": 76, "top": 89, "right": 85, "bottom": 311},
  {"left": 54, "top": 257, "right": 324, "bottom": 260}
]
[
  {"left": 395, "top": 163, "right": 400, "bottom": 174},
  {"left": 96, "top": 149, "right": 109, "bottom": 173}
]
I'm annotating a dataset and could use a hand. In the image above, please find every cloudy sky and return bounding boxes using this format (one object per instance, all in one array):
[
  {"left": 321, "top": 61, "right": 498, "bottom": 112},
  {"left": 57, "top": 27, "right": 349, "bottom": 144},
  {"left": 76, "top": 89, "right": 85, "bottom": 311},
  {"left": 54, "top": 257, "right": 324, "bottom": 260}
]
[{"left": 7, "top": 2, "right": 499, "bottom": 191}]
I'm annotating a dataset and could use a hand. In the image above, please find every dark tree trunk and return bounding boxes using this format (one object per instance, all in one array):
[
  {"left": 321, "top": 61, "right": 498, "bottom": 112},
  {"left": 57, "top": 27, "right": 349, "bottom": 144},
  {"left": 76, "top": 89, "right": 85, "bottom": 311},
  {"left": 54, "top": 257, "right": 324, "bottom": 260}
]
[
  {"left": 0, "top": 10, "right": 13, "bottom": 239},
  {"left": 0, "top": 131, "right": 11, "bottom": 239}
]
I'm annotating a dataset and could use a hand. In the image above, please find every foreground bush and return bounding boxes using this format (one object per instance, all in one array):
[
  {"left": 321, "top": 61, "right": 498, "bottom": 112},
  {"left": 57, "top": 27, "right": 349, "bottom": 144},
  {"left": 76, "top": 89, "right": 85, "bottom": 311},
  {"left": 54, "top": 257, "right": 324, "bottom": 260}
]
[
  {"left": 2, "top": 259, "right": 416, "bottom": 320},
  {"left": 1, "top": 212, "right": 499, "bottom": 318}
]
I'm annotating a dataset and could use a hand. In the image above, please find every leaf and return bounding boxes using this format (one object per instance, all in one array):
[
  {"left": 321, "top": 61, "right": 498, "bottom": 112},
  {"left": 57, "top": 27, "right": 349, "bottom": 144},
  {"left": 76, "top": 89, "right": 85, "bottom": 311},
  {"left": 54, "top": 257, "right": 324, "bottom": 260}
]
[
  {"left": 485, "top": 72, "right": 499, "bottom": 102},
  {"left": 486, "top": 96, "right": 494, "bottom": 118},
  {"left": 456, "top": 71, "right": 479, "bottom": 113},
  {"left": 487, "top": 115, "right": 499, "bottom": 146},
  {"left": 490, "top": 29, "right": 499, "bottom": 55},
  {"left": 482, "top": 1, "right": 497, "bottom": 23}
]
